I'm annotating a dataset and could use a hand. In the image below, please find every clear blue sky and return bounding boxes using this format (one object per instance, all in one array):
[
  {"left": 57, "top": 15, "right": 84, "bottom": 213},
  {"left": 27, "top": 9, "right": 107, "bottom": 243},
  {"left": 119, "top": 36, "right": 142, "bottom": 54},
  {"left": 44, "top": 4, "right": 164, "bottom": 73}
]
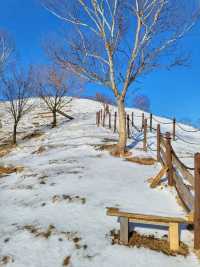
[{"left": 1, "top": 0, "right": 200, "bottom": 124}]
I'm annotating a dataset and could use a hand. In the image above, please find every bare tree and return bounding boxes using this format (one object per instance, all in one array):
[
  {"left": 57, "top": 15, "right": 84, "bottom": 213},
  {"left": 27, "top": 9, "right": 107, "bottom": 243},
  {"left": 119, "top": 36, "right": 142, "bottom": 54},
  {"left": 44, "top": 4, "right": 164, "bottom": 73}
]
[
  {"left": 2, "top": 67, "right": 35, "bottom": 144},
  {"left": 41, "top": 0, "right": 199, "bottom": 154},
  {"left": 36, "top": 65, "right": 73, "bottom": 127},
  {"left": 0, "top": 30, "right": 14, "bottom": 76},
  {"left": 133, "top": 94, "right": 151, "bottom": 112}
]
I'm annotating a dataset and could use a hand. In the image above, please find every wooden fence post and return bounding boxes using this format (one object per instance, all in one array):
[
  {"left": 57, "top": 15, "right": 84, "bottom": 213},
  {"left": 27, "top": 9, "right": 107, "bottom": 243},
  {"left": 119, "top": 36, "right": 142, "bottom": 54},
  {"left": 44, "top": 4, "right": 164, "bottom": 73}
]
[
  {"left": 194, "top": 153, "right": 200, "bottom": 250},
  {"left": 142, "top": 113, "right": 144, "bottom": 130},
  {"left": 103, "top": 111, "right": 105, "bottom": 127},
  {"left": 166, "top": 132, "right": 174, "bottom": 186},
  {"left": 131, "top": 112, "right": 134, "bottom": 127},
  {"left": 96, "top": 111, "right": 100, "bottom": 127},
  {"left": 173, "top": 118, "right": 176, "bottom": 141},
  {"left": 127, "top": 114, "right": 130, "bottom": 138},
  {"left": 150, "top": 113, "right": 153, "bottom": 132},
  {"left": 109, "top": 112, "right": 111, "bottom": 129},
  {"left": 114, "top": 112, "right": 117, "bottom": 133},
  {"left": 100, "top": 109, "right": 103, "bottom": 122},
  {"left": 98, "top": 111, "right": 101, "bottom": 126},
  {"left": 157, "top": 124, "right": 161, "bottom": 162},
  {"left": 143, "top": 118, "right": 147, "bottom": 152}
]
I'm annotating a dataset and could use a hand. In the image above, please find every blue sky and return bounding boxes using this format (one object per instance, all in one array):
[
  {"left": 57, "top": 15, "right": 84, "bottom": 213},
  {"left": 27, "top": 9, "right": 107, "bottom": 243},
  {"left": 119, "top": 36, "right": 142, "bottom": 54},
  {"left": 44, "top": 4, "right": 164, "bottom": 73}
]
[{"left": 1, "top": 0, "right": 200, "bottom": 123}]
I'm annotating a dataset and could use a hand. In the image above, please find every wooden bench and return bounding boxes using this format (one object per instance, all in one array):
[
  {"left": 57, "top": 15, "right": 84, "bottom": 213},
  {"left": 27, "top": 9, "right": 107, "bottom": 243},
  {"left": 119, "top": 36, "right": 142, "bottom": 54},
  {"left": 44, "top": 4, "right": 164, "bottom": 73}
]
[{"left": 107, "top": 207, "right": 193, "bottom": 251}]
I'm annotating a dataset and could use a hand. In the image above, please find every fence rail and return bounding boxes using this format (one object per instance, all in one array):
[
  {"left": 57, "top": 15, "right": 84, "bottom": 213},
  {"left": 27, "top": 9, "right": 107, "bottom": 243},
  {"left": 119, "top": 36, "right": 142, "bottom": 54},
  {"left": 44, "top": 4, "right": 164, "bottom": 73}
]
[
  {"left": 159, "top": 132, "right": 194, "bottom": 212},
  {"left": 95, "top": 108, "right": 200, "bottom": 250}
]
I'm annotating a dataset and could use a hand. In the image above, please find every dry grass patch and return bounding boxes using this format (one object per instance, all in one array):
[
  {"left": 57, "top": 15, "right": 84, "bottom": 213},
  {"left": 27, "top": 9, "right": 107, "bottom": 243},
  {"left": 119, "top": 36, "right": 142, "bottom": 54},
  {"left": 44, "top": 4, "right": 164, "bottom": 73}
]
[
  {"left": 125, "top": 156, "right": 156, "bottom": 165},
  {"left": 24, "top": 224, "right": 87, "bottom": 257},
  {"left": 110, "top": 230, "right": 189, "bottom": 257},
  {"left": 24, "top": 224, "right": 56, "bottom": 239},
  {"left": 0, "top": 166, "right": 24, "bottom": 176},
  {"left": 0, "top": 255, "right": 14, "bottom": 265},
  {"left": 24, "top": 224, "right": 81, "bottom": 241},
  {"left": 52, "top": 195, "right": 86, "bottom": 204}
]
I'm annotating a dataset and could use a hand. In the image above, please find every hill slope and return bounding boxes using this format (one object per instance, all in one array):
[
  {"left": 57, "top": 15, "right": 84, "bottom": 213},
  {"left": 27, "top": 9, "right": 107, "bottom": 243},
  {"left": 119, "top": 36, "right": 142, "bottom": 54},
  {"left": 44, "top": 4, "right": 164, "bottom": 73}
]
[{"left": 0, "top": 98, "right": 200, "bottom": 267}]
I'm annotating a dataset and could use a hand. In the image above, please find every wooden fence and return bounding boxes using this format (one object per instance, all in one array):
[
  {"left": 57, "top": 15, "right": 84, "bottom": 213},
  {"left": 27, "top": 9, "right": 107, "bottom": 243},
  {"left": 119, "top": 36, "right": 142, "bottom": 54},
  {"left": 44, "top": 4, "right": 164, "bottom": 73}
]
[{"left": 96, "top": 109, "right": 200, "bottom": 250}]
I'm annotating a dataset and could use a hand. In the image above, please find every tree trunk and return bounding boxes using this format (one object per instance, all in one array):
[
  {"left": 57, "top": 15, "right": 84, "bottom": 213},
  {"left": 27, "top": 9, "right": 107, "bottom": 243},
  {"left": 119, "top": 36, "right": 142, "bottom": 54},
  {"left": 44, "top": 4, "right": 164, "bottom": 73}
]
[
  {"left": 116, "top": 98, "right": 127, "bottom": 154},
  {"left": 13, "top": 123, "right": 17, "bottom": 145},
  {"left": 52, "top": 110, "right": 57, "bottom": 128}
]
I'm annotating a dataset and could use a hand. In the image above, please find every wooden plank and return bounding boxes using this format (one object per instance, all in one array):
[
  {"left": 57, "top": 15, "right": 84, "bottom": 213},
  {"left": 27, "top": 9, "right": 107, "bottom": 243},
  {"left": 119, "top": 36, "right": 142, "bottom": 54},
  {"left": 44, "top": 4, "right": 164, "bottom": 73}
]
[
  {"left": 107, "top": 208, "right": 190, "bottom": 224},
  {"left": 149, "top": 166, "right": 168, "bottom": 188},
  {"left": 160, "top": 147, "right": 167, "bottom": 165},
  {"left": 166, "top": 133, "right": 174, "bottom": 186},
  {"left": 157, "top": 124, "right": 161, "bottom": 162},
  {"left": 129, "top": 218, "right": 169, "bottom": 226},
  {"left": 120, "top": 217, "right": 129, "bottom": 245},
  {"left": 169, "top": 223, "right": 180, "bottom": 251},
  {"left": 143, "top": 119, "right": 147, "bottom": 152},
  {"left": 186, "top": 212, "right": 194, "bottom": 223},
  {"left": 174, "top": 172, "right": 194, "bottom": 212},
  {"left": 172, "top": 153, "right": 194, "bottom": 188},
  {"left": 160, "top": 136, "right": 166, "bottom": 148}
]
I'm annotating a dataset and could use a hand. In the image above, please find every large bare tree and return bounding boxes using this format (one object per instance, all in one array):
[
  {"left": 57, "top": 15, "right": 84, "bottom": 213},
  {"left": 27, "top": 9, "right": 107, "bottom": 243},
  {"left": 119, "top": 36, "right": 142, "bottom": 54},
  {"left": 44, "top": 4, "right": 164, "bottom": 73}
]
[
  {"left": 36, "top": 65, "right": 73, "bottom": 127},
  {"left": 2, "top": 67, "right": 34, "bottom": 144},
  {"left": 42, "top": 0, "right": 199, "bottom": 154}
]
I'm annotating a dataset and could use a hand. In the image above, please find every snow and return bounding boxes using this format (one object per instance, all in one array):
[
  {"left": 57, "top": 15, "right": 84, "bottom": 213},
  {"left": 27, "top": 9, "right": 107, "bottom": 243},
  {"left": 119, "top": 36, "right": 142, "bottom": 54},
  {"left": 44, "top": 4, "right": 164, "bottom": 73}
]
[{"left": 0, "top": 98, "right": 200, "bottom": 267}]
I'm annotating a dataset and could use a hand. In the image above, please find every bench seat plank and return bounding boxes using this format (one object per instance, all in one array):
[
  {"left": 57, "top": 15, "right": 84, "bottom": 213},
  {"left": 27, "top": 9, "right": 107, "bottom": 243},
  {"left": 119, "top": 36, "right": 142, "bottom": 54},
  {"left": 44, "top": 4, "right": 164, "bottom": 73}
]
[{"left": 107, "top": 208, "right": 192, "bottom": 224}]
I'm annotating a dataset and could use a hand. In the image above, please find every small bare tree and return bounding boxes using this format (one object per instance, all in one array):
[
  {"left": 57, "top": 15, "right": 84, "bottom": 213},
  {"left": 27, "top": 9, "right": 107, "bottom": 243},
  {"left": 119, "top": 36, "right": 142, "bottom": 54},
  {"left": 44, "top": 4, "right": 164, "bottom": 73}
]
[
  {"left": 0, "top": 30, "right": 14, "bottom": 76},
  {"left": 36, "top": 65, "right": 73, "bottom": 127},
  {"left": 42, "top": 0, "right": 199, "bottom": 154},
  {"left": 2, "top": 67, "right": 34, "bottom": 144}
]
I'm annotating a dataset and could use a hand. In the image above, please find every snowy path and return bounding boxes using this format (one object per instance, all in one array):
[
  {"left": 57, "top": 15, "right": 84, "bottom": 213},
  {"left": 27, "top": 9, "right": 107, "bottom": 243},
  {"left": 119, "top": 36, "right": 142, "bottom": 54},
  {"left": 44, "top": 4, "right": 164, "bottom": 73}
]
[{"left": 0, "top": 99, "right": 199, "bottom": 267}]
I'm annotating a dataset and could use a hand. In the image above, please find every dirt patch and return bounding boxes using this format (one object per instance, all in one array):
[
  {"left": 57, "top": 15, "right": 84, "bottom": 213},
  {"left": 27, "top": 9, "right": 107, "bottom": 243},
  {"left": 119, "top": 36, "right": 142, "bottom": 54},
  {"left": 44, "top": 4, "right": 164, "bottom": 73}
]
[
  {"left": 63, "top": 256, "right": 71, "bottom": 266},
  {"left": 22, "top": 131, "right": 44, "bottom": 140},
  {"left": 110, "top": 230, "right": 189, "bottom": 257},
  {"left": 52, "top": 195, "right": 86, "bottom": 204},
  {"left": 0, "top": 255, "right": 14, "bottom": 265},
  {"left": 0, "top": 166, "right": 24, "bottom": 176},
  {"left": 125, "top": 156, "right": 156, "bottom": 165}
]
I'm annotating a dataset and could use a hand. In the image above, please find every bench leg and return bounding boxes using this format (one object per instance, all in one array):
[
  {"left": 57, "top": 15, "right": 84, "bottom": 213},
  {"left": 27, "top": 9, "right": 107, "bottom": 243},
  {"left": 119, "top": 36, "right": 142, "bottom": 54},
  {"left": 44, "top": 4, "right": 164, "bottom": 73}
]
[
  {"left": 119, "top": 217, "right": 129, "bottom": 245},
  {"left": 169, "top": 223, "right": 180, "bottom": 251}
]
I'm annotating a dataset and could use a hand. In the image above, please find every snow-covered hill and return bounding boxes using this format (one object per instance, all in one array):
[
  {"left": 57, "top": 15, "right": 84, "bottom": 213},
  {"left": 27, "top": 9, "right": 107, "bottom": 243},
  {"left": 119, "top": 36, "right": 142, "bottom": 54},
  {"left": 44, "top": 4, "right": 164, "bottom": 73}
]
[{"left": 0, "top": 98, "right": 200, "bottom": 267}]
